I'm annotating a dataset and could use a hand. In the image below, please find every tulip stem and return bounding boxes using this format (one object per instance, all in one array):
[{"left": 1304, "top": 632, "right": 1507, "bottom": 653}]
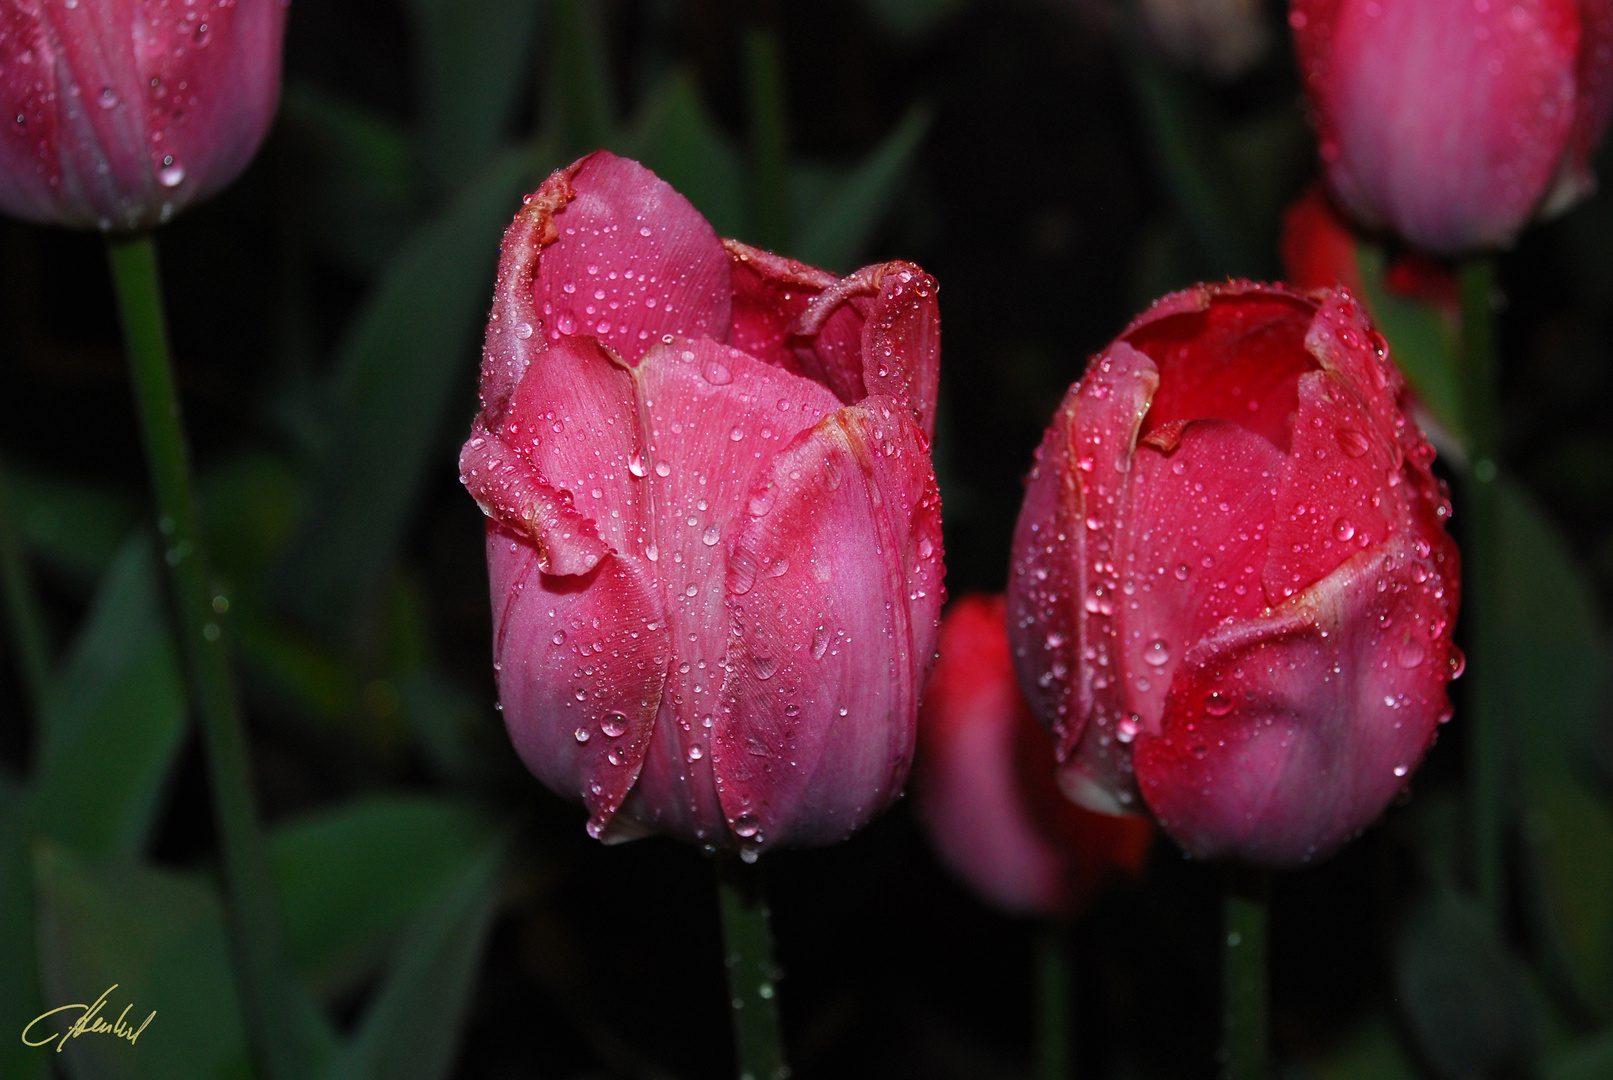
[
  {"left": 715, "top": 853, "right": 789, "bottom": 1080},
  {"left": 744, "top": 24, "right": 791, "bottom": 254},
  {"left": 107, "top": 233, "right": 324, "bottom": 1080},
  {"left": 0, "top": 459, "right": 50, "bottom": 718},
  {"left": 1222, "top": 868, "right": 1269, "bottom": 1080},
  {"left": 1455, "top": 257, "right": 1504, "bottom": 927},
  {"left": 1037, "top": 922, "right": 1073, "bottom": 1080}
]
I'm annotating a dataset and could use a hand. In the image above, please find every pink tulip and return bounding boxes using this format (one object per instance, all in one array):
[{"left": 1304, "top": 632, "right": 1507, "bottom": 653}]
[
  {"left": 1291, "top": 0, "right": 1613, "bottom": 254},
  {"left": 915, "top": 594, "right": 1153, "bottom": 917},
  {"left": 461, "top": 152, "right": 945, "bottom": 851},
  {"left": 1008, "top": 281, "right": 1461, "bottom": 865},
  {"left": 0, "top": 0, "right": 288, "bottom": 231}
]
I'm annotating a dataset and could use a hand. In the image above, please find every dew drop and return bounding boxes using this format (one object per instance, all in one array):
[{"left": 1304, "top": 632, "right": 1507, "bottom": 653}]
[
  {"left": 702, "top": 525, "right": 721, "bottom": 547},
  {"left": 601, "top": 712, "right": 627, "bottom": 738},
  {"left": 733, "top": 813, "right": 761, "bottom": 838},
  {"left": 751, "top": 654, "right": 779, "bottom": 680},
  {"left": 1333, "top": 517, "right": 1356, "bottom": 542},
  {"left": 515, "top": 321, "right": 534, "bottom": 339},
  {"left": 655, "top": 460, "right": 671, "bottom": 477},
  {"left": 573, "top": 727, "right": 590, "bottom": 743},
  {"left": 628, "top": 452, "right": 647, "bottom": 478},
  {"left": 1143, "top": 638, "right": 1171, "bottom": 667},
  {"left": 1393, "top": 763, "right": 1409, "bottom": 777},
  {"left": 157, "top": 156, "right": 185, "bottom": 187},
  {"left": 687, "top": 744, "right": 704, "bottom": 762},
  {"left": 1205, "top": 691, "right": 1233, "bottom": 717},
  {"left": 701, "top": 357, "right": 734, "bottom": 385},
  {"left": 1336, "top": 428, "right": 1371, "bottom": 457},
  {"left": 810, "top": 625, "right": 831, "bottom": 659}
]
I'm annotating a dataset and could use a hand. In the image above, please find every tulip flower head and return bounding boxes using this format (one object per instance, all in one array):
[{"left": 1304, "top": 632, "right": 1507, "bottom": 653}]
[
  {"left": 0, "top": 0, "right": 288, "bottom": 231},
  {"left": 1291, "top": 0, "right": 1613, "bottom": 254},
  {"left": 1009, "top": 282, "right": 1461, "bottom": 866},
  {"left": 916, "top": 594, "right": 1153, "bottom": 917},
  {"left": 461, "top": 152, "right": 944, "bottom": 853}
]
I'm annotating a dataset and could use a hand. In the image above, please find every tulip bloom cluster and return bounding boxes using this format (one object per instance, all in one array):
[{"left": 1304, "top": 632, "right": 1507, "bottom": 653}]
[
  {"left": 1009, "top": 282, "right": 1461, "bottom": 865},
  {"left": 1292, "top": 0, "right": 1613, "bottom": 254},
  {"left": 461, "top": 152, "right": 944, "bottom": 852},
  {"left": 0, "top": 0, "right": 287, "bottom": 232}
]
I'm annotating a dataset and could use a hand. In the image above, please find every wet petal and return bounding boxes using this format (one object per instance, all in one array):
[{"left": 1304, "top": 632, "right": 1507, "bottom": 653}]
[
  {"left": 1132, "top": 536, "right": 1459, "bottom": 864},
  {"left": 714, "top": 400, "right": 944, "bottom": 849},
  {"left": 459, "top": 418, "right": 609, "bottom": 576}
]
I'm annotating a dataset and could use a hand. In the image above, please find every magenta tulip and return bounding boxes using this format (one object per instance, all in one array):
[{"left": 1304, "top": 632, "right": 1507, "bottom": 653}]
[
  {"left": 915, "top": 594, "right": 1153, "bottom": 917},
  {"left": 461, "top": 152, "right": 945, "bottom": 851},
  {"left": 0, "top": 0, "right": 288, "bottom": 231},
  {"left": 1291, "top": 0, "right": 1613, "bottom": 253},
  {"left": 1008, "top": 281, "right": 1461, "bottom": 865}
]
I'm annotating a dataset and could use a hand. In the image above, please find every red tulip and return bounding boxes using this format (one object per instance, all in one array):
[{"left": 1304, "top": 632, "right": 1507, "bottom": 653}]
[
  {"left": 0, "top": 0, "right": 288, "bottom": 231},
  {"left": 1291, "top": 0, "right": 1613, "bottom": 254},
  {"left": 461, "top": 152, "right": 944, "bottom": 851},
  {"left": 915, "top": 594, "right": 1153, "bottom": 917},
  {"left": 1008, "top": 281, "right": 1461, "bottom": 865}
]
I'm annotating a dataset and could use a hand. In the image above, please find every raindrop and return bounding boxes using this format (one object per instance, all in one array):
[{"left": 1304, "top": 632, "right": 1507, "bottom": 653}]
[
  {"left": 733, "top": 813, "right": 761, "bottom": 838},
  {"left": 1117, "top": 715, "right": 1140, "bottom": 743},
  {"left": 1393, "top": 764, "right": 1409, "bottom": 777},
  {"left": 628, "top": 452, "right": 647, "bottom": 477},
  {"left": 751, "top": 654, "right": 779, "bottom": 680},
  {"left": 748, "top": 487, "right": 774, "bottom": 516},
  {"left": 157, "top": 156, "right": 185, "bottom": 187},
  {"left": 1396, "top": 640, "right": 1426, "bottom": 669},
  {"left": 573, "top": 727, "right": 590, "bottom": 743},
  {"left": 98, "top": 86, "right": 119, "bottom": 109},
  {"left": 1333, "top": 517, "right": 1356, "bottom": 542},
  {"left": 810, "top": 625, "right": 831, "bottom": 659},
  {"left": 552, "top": 631, "right": 566, "bottom": 646},
  {"left": 701, "top": 357, "right": 734, "bottom": 385},
  {"left": 601, "top": 712, "right": 627, "bottom": 738},
  {"left": 1336, "top": 429, "right": 1371, "bottom": 457},
  {"left": 1205, "top": 691, "right": 1233, "bottom": 717},
  {"left": 702, "top": 525, "right": 721, "bottom": 547},
  {"left": 515, "top": 321, "right": 534, "bottom": 339},
  {"left": 687, "top": 744, "right": 704, "bottom": 762},
  {"left": 1143, "top": 638, "right": 1171, "bottom": 667},
  {"left": 655, "top": 461, "right": 671, "bottom": 477}
]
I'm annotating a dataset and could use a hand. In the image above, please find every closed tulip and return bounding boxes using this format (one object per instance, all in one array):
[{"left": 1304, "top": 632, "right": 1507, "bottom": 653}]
[
  {"left": 1291, "top": 0, "right": 1613, "bottom": 254},
  {"left": 1008, "top": 281, "right": 1461, "bottom": 865},
  {"left": 916, "top": 594, "right": 1153, "bottom": 917},
  {"left": 461, "top": 152, "right": 944, "bottom": 851},
  {"left": 0, "top": 0, "right": 288, "bottom": 231}
]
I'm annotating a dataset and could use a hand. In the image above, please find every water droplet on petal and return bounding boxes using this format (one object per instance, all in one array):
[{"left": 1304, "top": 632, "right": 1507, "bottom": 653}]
[
  {"left": 601, "top": 712, "right": 627, "bottom": 738},
  {"left": 701, "top": 357, "right": 733, "bottom": 385},
  {"left": 733, "top": 813, "right": 761, "bottom": 838},
  {"left": 1143, "top": 638, "right": 1171, "bottom": 667},
  {"left": 1205, "top": 691, "right": 1233, "bottom": 717},
  {"left": 1333, "top": 517, "right": 1356, "bottom": 542}
]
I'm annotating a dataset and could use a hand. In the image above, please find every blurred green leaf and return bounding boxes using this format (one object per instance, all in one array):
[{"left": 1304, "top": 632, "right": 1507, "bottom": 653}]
[
  {"left": 404, "top": 0, "right": 542, "bottom": 192},
  {"left": 550, "top": 0, "right": 614, "bottom": 156},
  {"left": 10, "top": 469, "right": 139, "bottom": 586},
  {"left": 33, "top": 844, "right": 251, "bottom": 1080},
  {"left": 232, "top": 617, "right": 358, "bottom": 727},
  {"left": 1290, "top": 1016, "right": 1420, "bottom": 1080},
  {"left": 33, "top": 534, "right": 186, "bottom": 860},
  {"left": 320, "top": 834, "right": 506, "bottom": 1080},
  {"left": 1356, "top": 244, "right": 1466, "bottom": 447},
  {"left": 792, "top": 104, "right": 933, "bottom": 273},
  {"left": 1494, "top": 480, "right": 1613, "bottom": 1015},
  {"left": 618, "top": 72, "right": 745, "bottom": 238},
  {"left": 280, "top": 84, "right": 423, "bottom": 275},
  {"left": 396, "top": 671, "right": 509, "bottom": 786},
  {"left": 1394, "top": 886, "right": 1543, "bottom": 1078},
  {"left": 1545, "top": 1031, "right": 1613, "bottom": 1080},
  {"left": 273, "top": 144, "right": 547, "bottom": 631},
  {"left": 201, "top": 453, "right": 305, "bottom": 588},
  {"left": 271, "top": 796, "right": 500, "bottom": 1001}
]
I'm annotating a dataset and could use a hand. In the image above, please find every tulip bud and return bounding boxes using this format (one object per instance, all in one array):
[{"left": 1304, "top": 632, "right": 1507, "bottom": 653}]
[
  {"left": 0, "top": 0, "right": 288, "bottom": 232},
  {"left": 1291, "top": 0, "right": 1613, "bottom": 254},
  {"left": 1008, "top": 281, "right": 1461, "bottom": 866},
  {"left": 461, "top": 152, "right": 945, "bottom": 852},
  {"left": 915, "top": 594, "right": 1153, "bottom": 917}
]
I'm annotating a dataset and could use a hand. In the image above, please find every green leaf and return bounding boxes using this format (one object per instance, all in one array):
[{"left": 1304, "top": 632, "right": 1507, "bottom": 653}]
[
  {"left": 1291, "top": 1016, "right": 1420, "bottom": 1080},
  {"left": 271, "top": 796, "right": 499, "bottom": 1002},
  {"left": 1545, "top": 1031, "right": 1613, "bottom": 1080},
  {"left": 9, "top": 469, "right": 139, "bottom": 585},
  {"left": 1394, "top": 886, "right": 1543, "bottom": 1078},
  {"left": 403, "top": 0, "right": 543, "bottom": 192},
  {"left": 321, "top": 835, "right": 506, "bottom": 1080},
  {"left": 549, "top": 0, "right": 614, "bottom": 156},
  {"left": 1494, "top": 480, "right": 1613, "bottom": 1014},
  {"left": 273, "top": 144, "right": 547, "bottom": 630},
  {"left": 1355, "top": 243, "right": 1466, "bottom": 446},
  {"left": 32, "top": 844, "right": 251, "bottom": 1080},
  {"left": 201, "top": 453, "right": 306, "bottom": 588},
  {"left": 791, "top": 104, "right": 932, "bottom": 273},
  {"left": 33, "top": 534, "right": 187, "bottom": 860},
  {"left": 279, "top": 84, "right": 422, "bottom": 275},
  {"left": 617, "top": 72, "right": 745, "bottom": 238}
]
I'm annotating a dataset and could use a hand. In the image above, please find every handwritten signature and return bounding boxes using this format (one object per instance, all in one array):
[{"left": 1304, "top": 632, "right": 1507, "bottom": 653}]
[{"left": 21, "top": 985, "right": 154, "bottom": 1052}]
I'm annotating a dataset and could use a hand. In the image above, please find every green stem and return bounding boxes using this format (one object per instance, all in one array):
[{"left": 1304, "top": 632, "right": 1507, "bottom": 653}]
[
  {"left": 1222, "top": 869, "right": 1270, "bottom": 1080},
  {"left": 1037, "top": 922, "right": 1072, "bottom": 1080},
  {"left": 744, "top": 25, "right": 791, "bottom": 254},
  {"left": 0, "top": 460, "right": 50, "bottom": 718},
  {"left": 1455, "top": 257, "right": 1503, "bottom": 927},
  {"left": 106, "top": 234, "right": 325, "bottom": 1080},
  {"left": 716, "top": 853, "right": 788, "bottom": 1080}
]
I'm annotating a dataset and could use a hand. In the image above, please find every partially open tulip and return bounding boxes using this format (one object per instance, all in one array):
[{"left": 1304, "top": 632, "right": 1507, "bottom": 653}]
[
  {"left": 0, "top": 0, "right": 288, "bottom": 231},
  {"left": 1008, "top": 281, "right": 1461, "bottom": 865},
  {"left": 1291, "top": 0, "right": 1613, "bottom": 254},
  {"left": 461, "top": 152, "right": 944, "bottom": 851},
  {"left": 916, "top": 594, "right": 1153, "bottom": 917}
]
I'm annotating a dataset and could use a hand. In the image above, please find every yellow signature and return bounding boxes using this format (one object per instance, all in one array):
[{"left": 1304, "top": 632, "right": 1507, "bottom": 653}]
[{"left": 21, "top": 985, "right": 153, "bottom": 1052}]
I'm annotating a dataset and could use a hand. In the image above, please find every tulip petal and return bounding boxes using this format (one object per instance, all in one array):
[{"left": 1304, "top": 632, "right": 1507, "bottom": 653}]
[
  {"left": 726, "top": 239, "right": 839, "bottom": 375},
  {"left": 1009, "top": 343, "right": 1157, "bottom": 813},
  {"left": 533, "top": 151, "right": 731, "bottom": 365},
  {"left": 1117, "top": 421, "right": 1284, "bottom": 734},
  {"left": 1133, "top": 536, "right": 1458, "bottom": 864},
  {"left": 488, "top": 527, "right": 669, "bottom": 841},
  {"left": 459, "top": 419, "right": 610, "bottom": 577},
  {"left": 606, "top": 336, "right": 842, "bottom": 842},
  {"left": 714, "top": 399, "right": 944, "bottom": 848}
]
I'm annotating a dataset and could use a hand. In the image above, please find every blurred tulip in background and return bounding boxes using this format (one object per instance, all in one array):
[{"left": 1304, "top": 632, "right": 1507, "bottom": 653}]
[
  {"left": 916, "top": 594, "right": 1152, "bottom": 917},
  {"left": 461, "top": 152, "right": 945, "bottom": 853},
  {"left": 1009, "top": 281, "right": 1462, "bottom": 864},
  {"left": 1290, "top": 0, "right": 1613, "bottom": 253},
  {"left": 0, "top": 0, "right": 288, "bottom": 231}
]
